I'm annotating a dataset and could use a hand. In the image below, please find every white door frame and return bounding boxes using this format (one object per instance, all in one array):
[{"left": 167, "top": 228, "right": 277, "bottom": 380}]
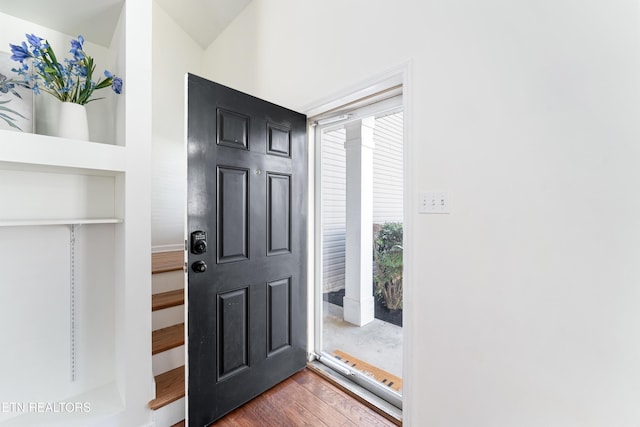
[{"left": 302, "top": 61, "right": 414, "bottom": 418}]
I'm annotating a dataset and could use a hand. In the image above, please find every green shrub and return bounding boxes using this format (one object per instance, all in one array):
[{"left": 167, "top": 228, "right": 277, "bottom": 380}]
[{"left": 374, "top": 222, "right": 403, "bottom": 310}]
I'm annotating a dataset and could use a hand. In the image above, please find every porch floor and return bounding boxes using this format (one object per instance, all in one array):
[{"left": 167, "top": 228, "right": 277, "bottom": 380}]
[{"left": 322, "top": 302, "right": 403, "bottom": 385}]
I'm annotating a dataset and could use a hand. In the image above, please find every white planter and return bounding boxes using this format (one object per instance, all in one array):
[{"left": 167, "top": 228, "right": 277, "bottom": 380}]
[{"left": 56, "top": 102, "right": 89, "bottom": 141}]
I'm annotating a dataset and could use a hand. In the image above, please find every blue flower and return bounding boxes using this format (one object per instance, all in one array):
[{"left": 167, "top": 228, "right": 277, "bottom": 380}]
[
  {"left": 0, "top": 73, "right": 11, "bottom": 94},
  {"left": 70, "top": 59, "right": 88, "bottom": 77},
  {"left": 70, "top": 35, "right": 85, "bottom": 61},
  {"left": 25, "top": 33, "right": 42, "bottom": 48},
  {"left": 8, "top": 33, "right": 123, "bottom": 105},
  {"left": 112, "top": 76, "right": 123, "bottom": 94},
  {"left": 11, "top": 63, "right": 29, "bottom": 77},
  {"left": 70, "top": 35, "right": 84, "bottom": 51},
  {"left": 9, "top": 42, "right": 32, "bottom": 63},
  {"left": 104, "top": 70, "right": 123, "bottom": 94}
]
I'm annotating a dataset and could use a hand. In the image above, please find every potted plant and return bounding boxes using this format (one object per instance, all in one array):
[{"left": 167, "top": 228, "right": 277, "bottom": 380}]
[
  {"left": 9, "top": 33, "right": 123, "bottom": 140},
  {"left": 373, "top": 222, "right": 403, "bottom": 310}
]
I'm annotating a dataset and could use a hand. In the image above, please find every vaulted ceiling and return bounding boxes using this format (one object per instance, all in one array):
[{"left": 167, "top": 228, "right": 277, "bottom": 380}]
[
  {"left": 154, "top": 0, "right": 252, "bottom": 48},
  {"left": 1, "top": 0, "right": 252, "bottom": 48}
]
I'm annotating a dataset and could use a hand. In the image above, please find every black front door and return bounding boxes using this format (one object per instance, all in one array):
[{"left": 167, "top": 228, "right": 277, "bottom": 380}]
[{"left": 186, "top": 75, "right": 307, "bottom": 426}]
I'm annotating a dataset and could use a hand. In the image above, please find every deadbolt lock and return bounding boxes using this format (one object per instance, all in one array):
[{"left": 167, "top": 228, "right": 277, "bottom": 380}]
[{"left": 190, "top": 230, "right": 207, "bottom": 254}]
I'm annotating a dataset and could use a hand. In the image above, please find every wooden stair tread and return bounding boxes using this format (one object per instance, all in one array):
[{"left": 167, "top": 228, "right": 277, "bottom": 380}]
[
  {"left": 152, "top": 251, "right": 184, "bottom": 274},
  {"left": 152, "top": 323, "right": 184, "bottom": 355},
  {"left": 152, "top": 289, "right": 184, "bottom": 311},
  {"left": 171, "top": 422, "right": 185, "bottom": 427},
  {"left": 149, "top": 366, "right": 185, "bottom": 410}
]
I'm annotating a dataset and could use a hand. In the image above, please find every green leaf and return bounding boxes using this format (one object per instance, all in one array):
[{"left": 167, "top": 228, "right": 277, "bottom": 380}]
[
  {"left": 46, "top": 40, "right": 59, "bottom": 66},
  {"left": 0, "top": 113, "right": 22, "bottom": 130},
  {"left": 94, "top": 78, "right": 112, "bottom": 90},
  {"left": 0, "top": 106, "right": 26, "bottom": 119},
  {"left": 84, "top": 97, "right": 105, "bottom": 104},
  {"left": 9, "top": 89, "right": 23, "bottom": 99}
]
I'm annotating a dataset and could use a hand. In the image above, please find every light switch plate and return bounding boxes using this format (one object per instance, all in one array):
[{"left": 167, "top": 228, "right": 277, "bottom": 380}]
[{"left": 419, "top": 191, "right": 450, "bottom": 214}]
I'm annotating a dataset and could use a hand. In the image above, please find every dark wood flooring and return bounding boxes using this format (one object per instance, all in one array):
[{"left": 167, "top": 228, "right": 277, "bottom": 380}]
[{"left": 201, "top": 368, "right": 399, "bottom": 426}]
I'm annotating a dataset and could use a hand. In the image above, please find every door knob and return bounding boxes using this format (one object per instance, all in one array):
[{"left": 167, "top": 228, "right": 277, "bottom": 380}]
[{"left": 192, "top": 260, "right": 207, "bottom": 273}]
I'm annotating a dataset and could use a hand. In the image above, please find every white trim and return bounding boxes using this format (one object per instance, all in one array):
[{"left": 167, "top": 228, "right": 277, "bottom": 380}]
[
  {"left": 152, "top": 243, "right": 185, "bottom": 253},
  {"left": 307, "top": 121, "right": 319, "bottom": 360},
  {"left": 400, "top": 59, "right": 414, "bottom": 427},
  {"left": 305, "top": 60, "right": 413, "bottom": 421},
  {"left": 318, "top": 95, "right": 403, "bottom": 134},
  {"left": 302, "top": 65, "right": 405, "bottom": 117},
  {"left": 183, "top": 72, "right": 191, "bottom": 427},
  {"left": 0, "top": 218, "right": 123, "bottom": 227},
  {"left": 311, "top": 105, "right": 323, "bottom": 378}
]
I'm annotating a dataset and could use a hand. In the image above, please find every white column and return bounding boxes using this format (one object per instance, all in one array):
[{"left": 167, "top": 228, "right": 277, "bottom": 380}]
[{"left": 343, "top": 117, "right": 376, "bottom": 326}]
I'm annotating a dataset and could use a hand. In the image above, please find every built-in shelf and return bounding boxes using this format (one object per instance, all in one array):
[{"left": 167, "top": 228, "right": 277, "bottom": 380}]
[
  {"left": 0, "top": 2, "right": 154, "bottom": 425},
  {"left": 0, "top": 130, "right": 125, "bottom": 174},
  {"left": 0, "top": 218, "right": 123, "bottom": 227}
]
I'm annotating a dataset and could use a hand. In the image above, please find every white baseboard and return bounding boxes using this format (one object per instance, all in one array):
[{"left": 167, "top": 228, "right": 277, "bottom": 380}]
[
  {"left": 152, "top": 244, "right": 184, "bottom": 253},
  {"left": 151, "top": 398, "right": 184, "bottom": 427}
]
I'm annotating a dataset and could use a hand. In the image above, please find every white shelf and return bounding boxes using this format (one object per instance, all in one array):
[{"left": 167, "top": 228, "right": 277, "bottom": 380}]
[
  {"left": 0, "top": 130, "right": 125, "bottom": 174},
  {"left": 0, "top": 218, "right": 123, "bottom": 227}
]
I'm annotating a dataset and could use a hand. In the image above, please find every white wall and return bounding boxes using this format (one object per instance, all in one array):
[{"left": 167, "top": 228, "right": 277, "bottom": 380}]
[
  {"left": 203, "top": 1, "right": 640, "bottom": 425},
  {"left": 0, "top": 224, "right": 117, "bottom": 424},
  {"left": 151, "top": 1, "right": 204, "bottom": 248}
]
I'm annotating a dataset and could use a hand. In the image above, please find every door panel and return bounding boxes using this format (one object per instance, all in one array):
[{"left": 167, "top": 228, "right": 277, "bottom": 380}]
[
  {"left": 267, "top": 122, "right": 292, "bottom": 157},
  {"left": 217, "top": 287, "right": 249, "bottom": 380},
  {"left": 216, "top": 166, "right": 249, "bottom": 263},
  {"left": 267, "top": 173, "right": 291, "bottom": 255},
  {"left": 187, "top": 74, "right": 307, "bottom": 426},
  {"left": 267, "top": 277, "right": 292, "bottom": 355},
  {"left": 217, "top": 108, "right": 249, "bottom": 150}
]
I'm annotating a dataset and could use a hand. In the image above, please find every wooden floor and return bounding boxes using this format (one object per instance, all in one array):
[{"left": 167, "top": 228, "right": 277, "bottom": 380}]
[{"left": 179, "top": 368, "right": 398, "bottom": 426}]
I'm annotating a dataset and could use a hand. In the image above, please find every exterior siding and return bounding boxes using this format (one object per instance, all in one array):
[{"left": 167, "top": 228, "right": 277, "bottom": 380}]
[
  {"left": 373, "top": 112, "right": 404, "bottom": 224},
  {"left": 320, "top": 128, "right": 347, "bottom": 291}
]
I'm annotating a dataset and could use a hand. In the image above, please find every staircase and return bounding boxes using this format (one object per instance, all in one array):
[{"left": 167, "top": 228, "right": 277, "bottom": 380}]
[{"left": 149, "top": 251, "right": 186, "bottom": 427}]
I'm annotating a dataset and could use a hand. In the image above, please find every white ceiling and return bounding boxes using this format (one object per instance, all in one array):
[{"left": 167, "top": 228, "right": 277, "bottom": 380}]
[
  {"left": 1, "top": 0, "right": 251, "bottom": 48},
  {"left": 155, "top": 0, "right": 252, "bottom": 48},
  {"left": 1, "top": 0, "right": 126, "bottom": 47}
]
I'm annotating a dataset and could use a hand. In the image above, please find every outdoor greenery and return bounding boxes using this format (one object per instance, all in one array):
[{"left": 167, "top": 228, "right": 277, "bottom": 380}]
[{"left": 373, "top": 222, "right": 403, "bottom": 310}]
